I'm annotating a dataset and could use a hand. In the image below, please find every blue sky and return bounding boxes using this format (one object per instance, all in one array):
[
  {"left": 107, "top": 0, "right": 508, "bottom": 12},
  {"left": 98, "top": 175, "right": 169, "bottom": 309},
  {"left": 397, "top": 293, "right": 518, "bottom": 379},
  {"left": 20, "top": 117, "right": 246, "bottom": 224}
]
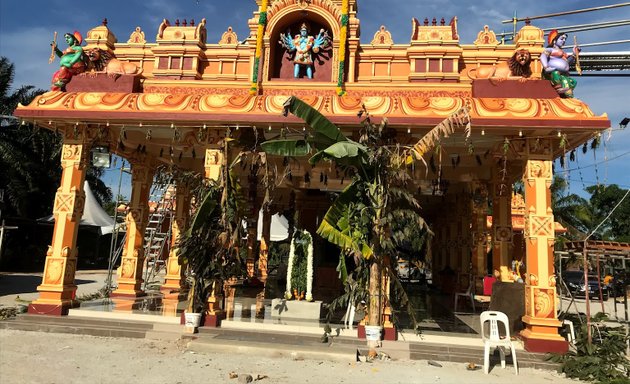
[{"left": 1, "top": 0, "right": 628, "bottom": 200}]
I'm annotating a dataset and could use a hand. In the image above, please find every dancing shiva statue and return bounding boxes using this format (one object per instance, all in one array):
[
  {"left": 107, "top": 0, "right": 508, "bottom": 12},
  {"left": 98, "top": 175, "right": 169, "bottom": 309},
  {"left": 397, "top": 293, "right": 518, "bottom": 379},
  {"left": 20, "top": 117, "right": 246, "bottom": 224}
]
[
  {"left": 50, "top": 31, "right": 87, "bottom": 91},
  {"left": 540, "top": 29, "right": 581, "bottom": 98},
  {"left": 279, "top": 22, "right": 330, "bottom": 79}
]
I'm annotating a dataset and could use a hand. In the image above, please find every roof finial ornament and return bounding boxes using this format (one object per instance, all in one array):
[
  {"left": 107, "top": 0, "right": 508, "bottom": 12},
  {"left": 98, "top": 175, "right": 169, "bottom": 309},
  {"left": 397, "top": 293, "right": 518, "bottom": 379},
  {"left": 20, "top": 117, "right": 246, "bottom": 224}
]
[{"left": 102, "top": 18, "right": 108, "bottom": 27}]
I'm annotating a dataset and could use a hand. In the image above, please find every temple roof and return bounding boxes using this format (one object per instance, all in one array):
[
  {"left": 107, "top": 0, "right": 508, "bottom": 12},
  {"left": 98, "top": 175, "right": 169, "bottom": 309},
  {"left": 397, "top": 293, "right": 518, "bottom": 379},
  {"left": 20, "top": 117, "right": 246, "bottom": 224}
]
[{"left": 18, "top": 88, "right": 608, "bottom": 130}]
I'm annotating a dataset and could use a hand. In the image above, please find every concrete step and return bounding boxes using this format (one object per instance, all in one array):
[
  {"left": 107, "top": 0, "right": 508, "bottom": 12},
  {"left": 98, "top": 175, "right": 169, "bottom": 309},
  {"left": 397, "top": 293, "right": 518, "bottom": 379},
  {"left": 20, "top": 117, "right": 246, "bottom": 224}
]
[
  {"left": 15, "top": 314, "right": 154, "bottom": 330},
  {"left": 186, "top": 333, "right": 359, "bottom": 363},
  {"left": 0, "top": 318, "right": 148, "bottom": 339}
]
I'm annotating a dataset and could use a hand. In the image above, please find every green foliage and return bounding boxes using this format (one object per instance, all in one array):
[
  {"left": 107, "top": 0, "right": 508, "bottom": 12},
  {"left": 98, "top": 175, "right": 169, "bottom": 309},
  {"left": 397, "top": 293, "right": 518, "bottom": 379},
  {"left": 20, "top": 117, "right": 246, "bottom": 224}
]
[
  {"left": 585, "top": 184, "right": 630, "bottom": 242},
  {"left": 548, "top": 313, "right": 630, "bottom": 383},
  {"left": 289, "top": 230, "right": 311, "bottom": 294},
  {"left": 176, "top": 147, "right": 247, "bottom": 312}
]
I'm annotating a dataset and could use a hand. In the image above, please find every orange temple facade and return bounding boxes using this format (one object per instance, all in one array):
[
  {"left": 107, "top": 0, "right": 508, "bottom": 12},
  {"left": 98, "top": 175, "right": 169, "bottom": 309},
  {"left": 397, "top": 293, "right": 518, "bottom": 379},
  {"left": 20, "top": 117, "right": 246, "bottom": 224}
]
[{"left": 15, "top": 0, "right": 609, "bottom": 354}]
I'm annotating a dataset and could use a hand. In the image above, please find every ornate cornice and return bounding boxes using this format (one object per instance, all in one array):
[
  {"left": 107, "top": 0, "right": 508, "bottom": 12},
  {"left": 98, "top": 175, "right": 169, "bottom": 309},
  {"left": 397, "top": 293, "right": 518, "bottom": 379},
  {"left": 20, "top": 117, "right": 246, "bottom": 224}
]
[{"left": 17, "top": 90, "right": 608, "bottom": 128}]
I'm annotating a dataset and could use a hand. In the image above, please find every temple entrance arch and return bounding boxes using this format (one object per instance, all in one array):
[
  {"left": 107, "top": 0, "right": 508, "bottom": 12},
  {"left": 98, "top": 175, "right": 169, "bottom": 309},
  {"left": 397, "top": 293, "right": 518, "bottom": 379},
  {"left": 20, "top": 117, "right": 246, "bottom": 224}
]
[{"left": 264, "top": 4, "right": 341, "bottom": 82}]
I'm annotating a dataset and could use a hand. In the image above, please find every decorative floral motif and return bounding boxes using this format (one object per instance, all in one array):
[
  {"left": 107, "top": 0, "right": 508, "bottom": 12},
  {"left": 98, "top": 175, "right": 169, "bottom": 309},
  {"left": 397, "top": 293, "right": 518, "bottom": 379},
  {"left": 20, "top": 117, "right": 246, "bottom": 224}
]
[
  {"left": 534, "top": 288, "right": 554, "bottom": 318},
  {"left": 337, "top": 0, "right": 349, "bottom": 96},
  {"left": 250, "top": 0, "right": 269, "bottom": 95}
]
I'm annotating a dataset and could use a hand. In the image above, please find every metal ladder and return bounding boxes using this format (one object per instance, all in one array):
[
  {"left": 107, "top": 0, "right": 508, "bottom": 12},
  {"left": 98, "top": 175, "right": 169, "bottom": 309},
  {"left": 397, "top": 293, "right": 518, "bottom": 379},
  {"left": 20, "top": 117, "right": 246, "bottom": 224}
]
[{"left": 142, "top": 181, "right": 174, "bottom": 291}]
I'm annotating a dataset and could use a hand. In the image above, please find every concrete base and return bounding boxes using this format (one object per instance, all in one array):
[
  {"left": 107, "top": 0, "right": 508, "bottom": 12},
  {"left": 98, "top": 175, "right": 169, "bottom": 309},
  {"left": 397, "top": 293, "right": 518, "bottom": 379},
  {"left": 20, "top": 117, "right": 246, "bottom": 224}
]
[
  {"left": 357, "top": 324, "right": 397, "bottom": 341},
  {"left": 271, "top": 298, "right": 322, "bottom": 321},
  {"left": 521, "top": 332, "right": 569, "bottom": 354},
  {"left": 204, "top": 313, "right": 224, "bottom": 328},
  {"left": 27, "top": 302, "right": 75, "bottom": 316}
]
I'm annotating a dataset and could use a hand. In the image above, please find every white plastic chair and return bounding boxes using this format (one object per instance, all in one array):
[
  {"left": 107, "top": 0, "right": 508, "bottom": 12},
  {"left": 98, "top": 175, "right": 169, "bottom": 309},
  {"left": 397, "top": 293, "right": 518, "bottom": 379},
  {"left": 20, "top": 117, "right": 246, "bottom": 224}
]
[
  {"left": 480, "top": 311, "right": 518, "bottom": 375},
  {"left": 562, "top": 319, "right": 576, "bottom": 345}
]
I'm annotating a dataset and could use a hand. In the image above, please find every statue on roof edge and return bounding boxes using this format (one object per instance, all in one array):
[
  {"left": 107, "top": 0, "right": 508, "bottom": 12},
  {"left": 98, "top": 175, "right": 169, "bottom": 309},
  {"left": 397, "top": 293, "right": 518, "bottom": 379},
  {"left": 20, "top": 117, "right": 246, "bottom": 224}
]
[{"left": 540, "top": 29, "right": 580, "bottom": 98}]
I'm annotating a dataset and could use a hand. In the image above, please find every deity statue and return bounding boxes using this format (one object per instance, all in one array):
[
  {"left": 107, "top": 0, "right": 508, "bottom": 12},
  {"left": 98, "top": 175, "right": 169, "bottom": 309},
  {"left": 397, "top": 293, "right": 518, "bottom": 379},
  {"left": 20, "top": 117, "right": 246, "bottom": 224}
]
[
  {"left": 50, "top": 31, "right": 87, "bottom": 91},
  {"left": 540, "top": 29, "right": 580, "bottom": 98},
  {"left": 279, "top": 22, "right": 330, "bottom": 79}
]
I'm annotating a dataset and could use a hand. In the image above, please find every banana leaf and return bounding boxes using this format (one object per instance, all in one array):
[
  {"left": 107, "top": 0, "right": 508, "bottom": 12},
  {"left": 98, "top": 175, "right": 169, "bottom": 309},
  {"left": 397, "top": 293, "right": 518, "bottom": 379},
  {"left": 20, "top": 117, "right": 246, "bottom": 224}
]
[
  {"left": 260, "top": 138, "right": 311, "bottom": 157},
  {"left": 283, "top": 96, "right": 347, "bottom": 150},
  {"left": 186, "top": 190, "right": 218, "bottom": 236},
  {"left": 316, "top": 181, "right": 372, "bottom": 261}
]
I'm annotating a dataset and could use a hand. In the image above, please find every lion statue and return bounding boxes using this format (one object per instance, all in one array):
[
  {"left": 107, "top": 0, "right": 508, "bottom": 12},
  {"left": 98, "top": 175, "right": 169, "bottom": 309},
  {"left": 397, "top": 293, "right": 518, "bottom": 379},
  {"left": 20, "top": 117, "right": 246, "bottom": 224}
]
[
  {"left": 84, "top": 48, "right": 143, "bottom": 79},
  {"left": 468, "top": 49, "right": 532, "bottom": 83}
]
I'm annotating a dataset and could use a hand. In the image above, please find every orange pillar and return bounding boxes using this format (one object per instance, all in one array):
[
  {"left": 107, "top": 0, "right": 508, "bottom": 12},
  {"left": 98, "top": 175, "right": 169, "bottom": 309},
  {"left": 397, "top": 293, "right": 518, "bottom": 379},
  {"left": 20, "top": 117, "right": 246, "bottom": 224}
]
[
  {"left": 203, "top": 148, "right": 226, "bottom": 326},
  {"left": 258, "top": 207, "right": 271, "bottom": 283},
  {"left": 112, "top": 162, "right": 154, "bottom": 297},
  {"left": 28, "top": 128, "right": 90, "bottom": 316},
  {"left": 161, "top": 183, "right": 191, "bottom": 295},
  {"left": 458, "top": 194, "right": 472, "bottom": 272},
  {"left": 492, "top": 167, "right": 513, "bottom": 273},
  {"left": 520, "top": 144, "right": 567, "bottom": 353}
]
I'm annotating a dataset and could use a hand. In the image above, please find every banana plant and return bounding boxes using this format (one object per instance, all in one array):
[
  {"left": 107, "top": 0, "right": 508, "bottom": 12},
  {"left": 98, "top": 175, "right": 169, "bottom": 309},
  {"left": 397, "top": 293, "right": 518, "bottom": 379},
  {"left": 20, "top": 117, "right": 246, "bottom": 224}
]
[{"left": 262, "top": 97, "right": 466, "bottom": 338}]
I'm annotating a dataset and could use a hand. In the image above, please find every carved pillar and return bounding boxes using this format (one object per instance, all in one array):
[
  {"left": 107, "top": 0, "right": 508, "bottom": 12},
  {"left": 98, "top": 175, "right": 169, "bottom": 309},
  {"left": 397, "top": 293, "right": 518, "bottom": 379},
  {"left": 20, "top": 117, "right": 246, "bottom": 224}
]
[
  {"left": 112, "top": 161, "right": 154, "bottom": 297},
  {"left": 161, "top": 183, "right": 191, "bottom": 295},
  {"left": 246, "top": 166, "right": 259, "bottom": 281},
  {"left": 258, "top": 208, "right": 271, "bottom": 283},
  {"left": 471, "top": 181, "right": 489, "bottom": 279},
  {"left": 458, "top": 194, "right": 472, "bottom": 272},
  {"left": 448, "top": 197, "right": 458, "bottom": 270},
  {"left": 492, "top": 167, "right": 513, "bottom": 273},
  {"left": 520, "top": 139, "right": 567, "bottom": 353},
  {"left": 381, "top": 258, "right": 396, "bottom": 340},
  {"left": 28, "top": 128, "right": 90, "bottom": 316}
]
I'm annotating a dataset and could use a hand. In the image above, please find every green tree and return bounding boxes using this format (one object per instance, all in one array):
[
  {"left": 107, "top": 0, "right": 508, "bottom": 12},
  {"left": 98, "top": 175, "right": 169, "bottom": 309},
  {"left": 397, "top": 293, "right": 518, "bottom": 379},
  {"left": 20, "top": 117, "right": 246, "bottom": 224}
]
[
  {"left": 585, "top": 184, "right": 630, "bottom": 242},
  {"left": 551, "top": 175, "right": 594, "bottom": 241}
]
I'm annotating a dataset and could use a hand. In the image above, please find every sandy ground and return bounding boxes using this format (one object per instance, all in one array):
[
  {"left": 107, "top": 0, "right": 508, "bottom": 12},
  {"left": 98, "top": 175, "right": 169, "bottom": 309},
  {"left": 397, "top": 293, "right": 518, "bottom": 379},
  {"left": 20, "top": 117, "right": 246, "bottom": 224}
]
[{"left": 0, "top": 329, "right": 584, "bottom": 384}]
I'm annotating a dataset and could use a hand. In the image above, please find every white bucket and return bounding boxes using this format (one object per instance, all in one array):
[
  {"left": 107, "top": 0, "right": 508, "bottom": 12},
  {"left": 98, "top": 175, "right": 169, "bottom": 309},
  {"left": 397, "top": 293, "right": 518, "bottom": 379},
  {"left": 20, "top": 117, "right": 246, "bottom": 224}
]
[
  {"left": 364, "top": 325, "right": 382, "bottom": 341},
  {"left": 184, "top": 312, "right": 202, "bottom": 328}
]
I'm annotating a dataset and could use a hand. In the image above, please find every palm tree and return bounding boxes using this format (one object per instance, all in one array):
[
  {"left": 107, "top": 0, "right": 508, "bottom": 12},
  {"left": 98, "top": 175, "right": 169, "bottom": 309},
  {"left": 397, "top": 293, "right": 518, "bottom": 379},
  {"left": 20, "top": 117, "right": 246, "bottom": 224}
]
[
  {"left": 551, "top": 176, "right": 593, "bottom": 241},
  {"left": 0, "top": 56, "right": 112, "bottom": 219}
]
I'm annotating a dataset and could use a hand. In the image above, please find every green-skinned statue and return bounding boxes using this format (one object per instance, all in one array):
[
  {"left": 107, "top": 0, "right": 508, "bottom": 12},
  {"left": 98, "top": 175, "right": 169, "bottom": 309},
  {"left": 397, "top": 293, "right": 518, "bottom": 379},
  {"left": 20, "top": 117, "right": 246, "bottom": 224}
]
[
  {"left": 50, "top": 31, "right": 86, "bottom": 91},
  {"left": 540, "top": 29, "right": 580, "bottom": 98}
]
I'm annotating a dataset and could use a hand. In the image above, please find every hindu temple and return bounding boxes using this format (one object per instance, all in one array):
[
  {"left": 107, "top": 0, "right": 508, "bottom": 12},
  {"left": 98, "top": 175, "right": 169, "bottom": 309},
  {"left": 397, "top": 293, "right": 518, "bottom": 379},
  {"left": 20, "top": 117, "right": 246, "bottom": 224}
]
[{"left": 14, "top": 0, "right": 610, "bottom": 354}]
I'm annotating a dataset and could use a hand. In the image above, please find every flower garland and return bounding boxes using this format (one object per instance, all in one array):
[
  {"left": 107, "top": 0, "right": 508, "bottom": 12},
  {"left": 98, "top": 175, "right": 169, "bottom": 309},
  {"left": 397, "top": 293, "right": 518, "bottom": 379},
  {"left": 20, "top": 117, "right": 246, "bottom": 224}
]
[
  {"left": 284, "top": 229, "right": 314, "bottom": 301},
  {"left": 250, "top": 0, "right": 269, "bottom": 95},
  {"left": 336, "top": 0, "right": 349, "bottom": 96},
  {"left": 304, "top": 230, "right": 314, "bottom": 301},
  {"left": 285, "top": 233, "right": 296, "bottom": 299}
]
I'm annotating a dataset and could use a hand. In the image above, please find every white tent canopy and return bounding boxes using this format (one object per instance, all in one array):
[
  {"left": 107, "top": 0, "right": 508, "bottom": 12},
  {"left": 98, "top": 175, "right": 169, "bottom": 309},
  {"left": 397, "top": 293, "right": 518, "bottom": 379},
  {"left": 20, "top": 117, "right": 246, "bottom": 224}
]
[
  {"left": 38, "top": 181, "right": 116, "bottom": 235},
  {"left": 241, "top": 209, "right": 290, "bottom": 242},
  {"left": 257, "top": 209, "right": 290, "bottom": 241}
]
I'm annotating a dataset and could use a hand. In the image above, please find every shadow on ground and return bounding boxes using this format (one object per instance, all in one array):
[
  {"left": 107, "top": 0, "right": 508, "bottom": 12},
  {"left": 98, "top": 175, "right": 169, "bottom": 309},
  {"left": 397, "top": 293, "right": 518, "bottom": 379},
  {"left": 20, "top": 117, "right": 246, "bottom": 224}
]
[{"left": 0, "top": 274, "right": 95, "bottom": 296}]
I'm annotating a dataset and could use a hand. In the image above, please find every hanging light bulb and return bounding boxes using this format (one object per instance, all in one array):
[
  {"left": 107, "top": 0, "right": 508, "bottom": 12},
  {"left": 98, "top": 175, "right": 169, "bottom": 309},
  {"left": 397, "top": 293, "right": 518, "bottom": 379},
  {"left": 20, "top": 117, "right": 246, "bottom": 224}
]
[
  {"left": 407, "top": 128, "right": 411, "bottom": 134},
  {"left": 106, "top": 121, "right": 110, "bottom": 127},
  {"left": 557, "top": 130, "right": 562, "bottom": 137},
  {"left": 236, "top": 124, "right": 239, "bottom": 130},
  {"left": 518, "top": 130, "right": 523, "bottom": 137},
  {"left": 481, "top": 129, "right": 485, "bottom": 136},
  {"left": 268, "top": 125, "right": 272, "bottom": 131}
]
